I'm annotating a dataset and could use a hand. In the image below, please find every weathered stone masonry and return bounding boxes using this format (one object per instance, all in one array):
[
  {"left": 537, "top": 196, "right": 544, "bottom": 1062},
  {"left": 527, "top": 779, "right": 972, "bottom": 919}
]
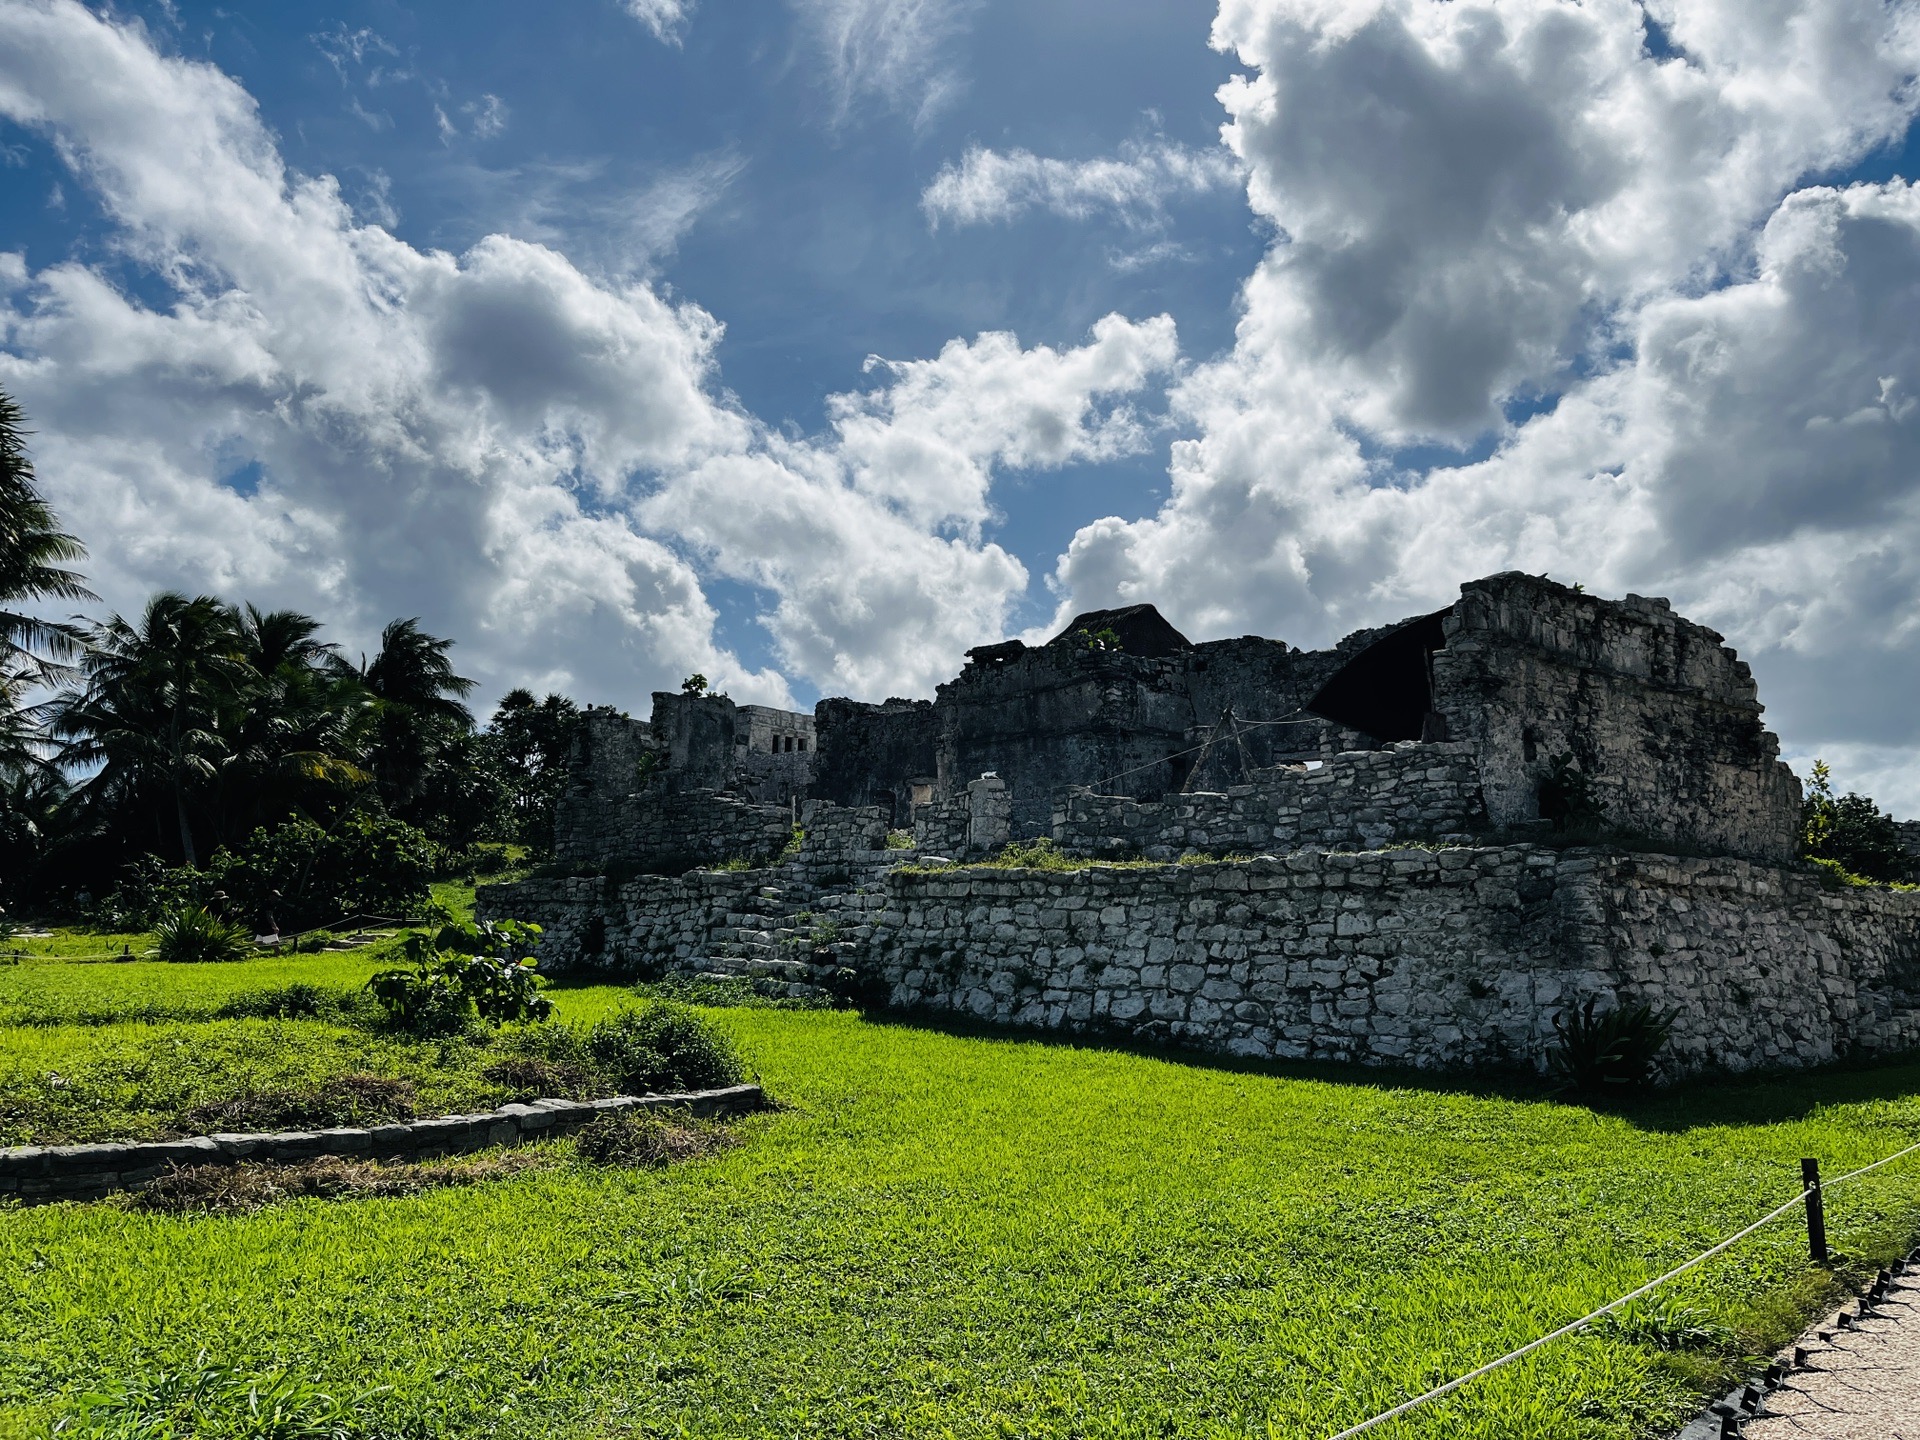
[
  {"left": 867, "top": 850, "right": 1920, "bottom": 1077},
  {"left": 1052, "top": 742, "right": 1486, "bottom": 860},
  {"left": 485, "top": 571, "right": 1920, "bottom": 1080}
]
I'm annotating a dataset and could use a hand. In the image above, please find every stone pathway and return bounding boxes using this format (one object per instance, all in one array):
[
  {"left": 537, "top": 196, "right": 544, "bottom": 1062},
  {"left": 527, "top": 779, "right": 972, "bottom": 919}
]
[{"left": 1737, "top": 1277, "right": 1920, "bottom": 1440}]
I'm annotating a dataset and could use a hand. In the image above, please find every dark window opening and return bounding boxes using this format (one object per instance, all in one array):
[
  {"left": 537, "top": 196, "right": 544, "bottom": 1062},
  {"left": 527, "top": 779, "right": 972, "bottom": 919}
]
[
  {"left": 1165, "top": 750, "right": 1195, "bottom": 795},
  {"left": 1304, "top": 610, "right": 1450, "bottom": 743}
]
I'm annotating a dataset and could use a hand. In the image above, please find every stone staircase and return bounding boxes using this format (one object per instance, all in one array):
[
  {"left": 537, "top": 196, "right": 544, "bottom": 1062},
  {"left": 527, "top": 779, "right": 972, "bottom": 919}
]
[{"left": 690, "top": 870, "right": 892, "bottom": 1001}]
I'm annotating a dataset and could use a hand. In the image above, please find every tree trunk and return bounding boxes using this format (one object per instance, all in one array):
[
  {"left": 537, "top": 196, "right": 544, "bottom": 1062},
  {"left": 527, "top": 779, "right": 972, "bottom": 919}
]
[{"left": 176, "top": 789, "right": 197, "bottom": 868}]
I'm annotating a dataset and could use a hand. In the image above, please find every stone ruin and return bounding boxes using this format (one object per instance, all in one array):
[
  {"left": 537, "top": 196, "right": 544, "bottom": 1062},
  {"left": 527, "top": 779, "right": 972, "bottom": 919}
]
[{"left": 482, "top": 572, "right": 1920, "bottom": 1079}]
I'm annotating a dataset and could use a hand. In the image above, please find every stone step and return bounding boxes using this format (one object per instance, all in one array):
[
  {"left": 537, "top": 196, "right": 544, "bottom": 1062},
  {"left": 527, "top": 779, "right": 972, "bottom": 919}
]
[
  {"left": 687, "top": 970, "right": 827, "bottom": 1002},
  {"left": 702, "top": 955, "right": 817, "bottom": 980}
]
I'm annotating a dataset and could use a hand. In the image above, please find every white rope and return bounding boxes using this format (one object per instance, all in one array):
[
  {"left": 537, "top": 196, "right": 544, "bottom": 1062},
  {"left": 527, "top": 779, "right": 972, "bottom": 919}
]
[
  {"left": 1322, "top": 1129, "right": 1920, "bottom": 1440},
  {"left": 1321, "top": 1183, "right": 1820, "bottom": 1440},
  {"left": 1823, "top": 1136, "right": 1920, "bottom": 1191},
  {"left": 1080, "top": 713, "right": 1320, "bottom": 795}
]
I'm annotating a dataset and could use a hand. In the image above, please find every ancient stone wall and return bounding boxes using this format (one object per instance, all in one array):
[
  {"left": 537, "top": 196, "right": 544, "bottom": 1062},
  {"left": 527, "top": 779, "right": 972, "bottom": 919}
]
[
  {"left": 934, "top": 643, "right": 1194, "bottom": 835},
  {"left": 553, "top": 709, "right": 659, "bottom": 867},
  {"left": 493, "top": 868, "right": 768, "bottom": 975},
  {"left": 1433, "top": 574, "right": 1803, "bottom": 861},
  {"left": 867, "top": 848, "right": 1920, "bottom": 1077},
  {"left": 650, "top": 691, "right": 742, "bottom": 791},
  {"left": 1178, "top": 636, "right": 1356, "bottom": 766},
  {"left": 559, "top": 788, "right": 793, "bottom": 876},
  {"left": 912, "top": 790, "right": 971, "bottom": 857},
  {"left": 812, "top": 697, "right": 938, "bottom": 824},
  {"left": 1052, "top": 743, "right": 1487, "bottom": 859},
  {"left": 490, "top": 800, "right": 892, "bottom": 973}
]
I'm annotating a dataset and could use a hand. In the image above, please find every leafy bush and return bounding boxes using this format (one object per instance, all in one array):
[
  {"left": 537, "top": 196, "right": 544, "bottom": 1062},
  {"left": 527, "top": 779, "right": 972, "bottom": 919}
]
[
  {"left": 95, "top": 855, "right": 212, "bottom": 931},
  {"left": 1547, "top": 995, "right": 1676, "bottom": 1095},
  {"left": 823, "top": 965, "right": 890, "bottom": 1012},
  {"left": 884, "top": 829, "right": 914, "bottom": 850},
  {"left": 584, "top": 1003, "right": 744, "bottom": 1094},
  {"left": 575, "top": 1109, "right": 738, "bottom": 1168},
  {"left": 153, "top": 905, "right": 254, "bottom": 964},
  {"left": 1802, "top": 759, "right": 1914, "bottom": 883},
  {"left": 209, "top": 814, "right": 441, "bottom": 932},
  {"left": 366, "top": 919, "right": 550, "bottom": 1035},
  {"left": 59, "top": 1351, "right": 385, "bottom": 1439}
]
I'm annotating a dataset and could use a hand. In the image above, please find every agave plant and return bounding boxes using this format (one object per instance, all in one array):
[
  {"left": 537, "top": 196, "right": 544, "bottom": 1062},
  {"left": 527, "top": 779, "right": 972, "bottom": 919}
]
[
  {"left": 1548, "top": 994, "right": 1677, "bottom": 1095},
  {"left": 153, "top": 904, "right": 254, "bottom": 964}
]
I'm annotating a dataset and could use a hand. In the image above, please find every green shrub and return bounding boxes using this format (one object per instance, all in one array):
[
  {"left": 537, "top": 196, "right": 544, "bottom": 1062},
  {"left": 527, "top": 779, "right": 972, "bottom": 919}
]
[
  {"left": 96, "top": 855, "right": 212, "bottom": 931},
  {"left": 209, "top": 814, "right": 442, "bottom": 932},
  {"left": 823, "top": 965, "right": 889, "bottom": 1012},
  {"left": 1547, "top": 995, "right": 1676, "bottom": 1096},
  {"left": 585, "top": 1003, "right": 744, "bottom": 1093},
  {"left": 1802, "top": 759, "right": 1914, "bottom": 883},
  {"left": 153, "top": 906, "right": 253, "bottom": 964},
  {"left": 883, "top": 829, "right": 914, "bottom": 850},
  {"left": 366, "top": 919, "right": 550, "bottom": 1035}
]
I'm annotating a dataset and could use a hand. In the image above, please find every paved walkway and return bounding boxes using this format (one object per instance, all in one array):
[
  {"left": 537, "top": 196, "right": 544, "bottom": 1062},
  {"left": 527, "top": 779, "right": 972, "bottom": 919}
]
[{"left": 1742, "top": 1281, "right": 1920, "bottom": 1440}]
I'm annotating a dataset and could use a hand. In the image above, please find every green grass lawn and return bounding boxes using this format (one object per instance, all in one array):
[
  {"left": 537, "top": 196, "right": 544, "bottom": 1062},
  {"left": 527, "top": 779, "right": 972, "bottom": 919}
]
[{"left": 6, "top": 943, "right": 1920, "bottom": 1439}]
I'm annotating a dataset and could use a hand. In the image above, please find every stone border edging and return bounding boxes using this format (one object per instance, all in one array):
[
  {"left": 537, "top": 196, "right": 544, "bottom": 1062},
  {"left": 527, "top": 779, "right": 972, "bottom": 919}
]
[{"left": 0, "top": 1083, "right": 765, "bottom": 1205}]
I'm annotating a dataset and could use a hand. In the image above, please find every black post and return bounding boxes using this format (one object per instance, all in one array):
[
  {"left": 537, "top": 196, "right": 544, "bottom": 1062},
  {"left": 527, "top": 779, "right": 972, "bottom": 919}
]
[{"left": 1803, "top": 1158, "right": 1829, "bottom": 1264}]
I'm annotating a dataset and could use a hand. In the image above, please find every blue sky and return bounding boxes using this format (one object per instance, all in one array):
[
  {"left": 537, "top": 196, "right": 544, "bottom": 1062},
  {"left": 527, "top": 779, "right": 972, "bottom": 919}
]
[{"left": 4, "top": 1, "right": 1920, "bottom": 807}]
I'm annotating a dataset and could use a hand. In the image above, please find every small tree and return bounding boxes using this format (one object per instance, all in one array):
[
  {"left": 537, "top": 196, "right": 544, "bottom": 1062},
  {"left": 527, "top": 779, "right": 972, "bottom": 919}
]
[
  {"left": 680, "top": 674, "right": 708, "bottom": 696},
  {"left": 1802, "top": 760, "right": 1912, "bottom": 883},
  {"left": 367, "top": 917, "right": 550, "bottom": 1035}
]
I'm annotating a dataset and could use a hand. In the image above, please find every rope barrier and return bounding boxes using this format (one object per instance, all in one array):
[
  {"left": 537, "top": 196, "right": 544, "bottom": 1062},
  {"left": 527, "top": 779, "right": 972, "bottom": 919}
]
[
  {"left": 1321, "top": 1134, "right": 1920, "bottom": 1440},
  {"left": 1078, "top": 711, "right": 1321, "bottom": 795},
  {"left": 1823, "top": 1136, "right": 1920, "bottom": 1191},
  {"left": 7, "top": 911, "right": 416, "bottom": 964}
]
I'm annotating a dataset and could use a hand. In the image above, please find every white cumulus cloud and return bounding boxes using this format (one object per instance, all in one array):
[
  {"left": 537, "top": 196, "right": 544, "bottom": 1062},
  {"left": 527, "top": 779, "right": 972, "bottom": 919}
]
[
  {"left": 0, "top": 0, "right": 1177, "bottom": 711},
  {"left": 1048, "top": 0, "right": 1920, "bottom": 809}
]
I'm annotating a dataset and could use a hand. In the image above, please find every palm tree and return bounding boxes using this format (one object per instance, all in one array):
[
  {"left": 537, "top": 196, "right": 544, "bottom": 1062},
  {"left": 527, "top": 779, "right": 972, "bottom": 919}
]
[
  {"left": 52, "top": 594, "right": 247, "bottom": 865},
  {"left": 217, "top": 604, "right": 368, "bottom": 838},
  {"left": 348, "top": 618, "right": 475, "bottom": 815},
  {"left": 0, "top": 666, "right": 37, "bottom": 784},
  {"left": 0, "top": 389, "right": 93, "bottom": 683}
]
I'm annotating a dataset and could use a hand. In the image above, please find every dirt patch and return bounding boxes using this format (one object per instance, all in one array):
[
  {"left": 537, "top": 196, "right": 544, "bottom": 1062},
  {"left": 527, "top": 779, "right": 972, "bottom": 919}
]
[
  {"left": 575, "top": 1110, "right": 740, "bottom": 1168},
  {"left": 125, "top": 1147, "right": 559, "bottom": 1214},
  {"left": 478, "top": 1054, "right": 605, "bottom": 1101},
  {"left": 178, "top": 1074, "right": 419, "bottom": 1133}
]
